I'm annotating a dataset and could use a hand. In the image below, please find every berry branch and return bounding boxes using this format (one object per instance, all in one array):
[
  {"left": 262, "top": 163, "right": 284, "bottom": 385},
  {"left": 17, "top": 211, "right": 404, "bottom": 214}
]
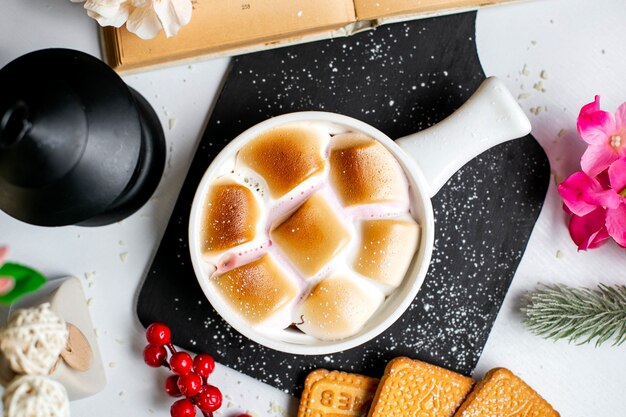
[
  {"left": 142, "top": 323, "right": 222, "bottom": 417},
  {"left": 521, "top": 284, "right": 626, "bottom": 346}
]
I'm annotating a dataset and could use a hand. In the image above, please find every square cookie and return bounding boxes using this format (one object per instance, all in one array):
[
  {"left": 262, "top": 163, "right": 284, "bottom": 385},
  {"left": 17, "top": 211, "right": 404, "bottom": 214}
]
[
  {"left": 453, "top": 368, "right": 560, "bottom": 417},
  {"left": 368, "top": 357, "right": 474, "bottom": 417},
  {"left": 298, "top": 369, "right": 379, "bottom": 417}
]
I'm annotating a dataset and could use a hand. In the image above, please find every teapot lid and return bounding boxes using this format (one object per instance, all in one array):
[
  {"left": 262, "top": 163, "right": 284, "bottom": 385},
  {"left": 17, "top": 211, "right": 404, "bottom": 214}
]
[{"left": 0, "top": 49, "right": 142, "bottom": 226}]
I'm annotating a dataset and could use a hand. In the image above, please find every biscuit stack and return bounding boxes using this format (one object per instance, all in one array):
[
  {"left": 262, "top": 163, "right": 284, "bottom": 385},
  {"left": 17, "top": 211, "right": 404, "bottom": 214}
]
[{"left": 297, "top": 357, "right": 560, "bottom": 417}]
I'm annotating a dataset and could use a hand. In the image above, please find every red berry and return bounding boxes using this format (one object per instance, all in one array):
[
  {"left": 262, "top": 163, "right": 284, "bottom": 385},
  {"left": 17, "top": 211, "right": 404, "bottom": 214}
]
[
  {"left": 164, "top": 375, "right": 182, "bottom": 397},
  {"left": 237, "top": 414, "right": 253, "bottom": 417},
  {"left": 192, "top": 354, "right": 215, "bottom": 379},
  {"left": 194, "top": 385, "right": 222, "bottom": 413},
  {"left": 143, "top": 345, "right": 167, "bottom": 367},
  {"left": 170, "top": 398, "right": 196, "bottom": 417},
  {"left": 170, "top": 352, "right": 193, "bottom": 375},
  {"left": 177, "top": 372, "right": 203, "bottom": 397},
  {"left": 146, "top": 322, "right": 171, "bottom": 346}
]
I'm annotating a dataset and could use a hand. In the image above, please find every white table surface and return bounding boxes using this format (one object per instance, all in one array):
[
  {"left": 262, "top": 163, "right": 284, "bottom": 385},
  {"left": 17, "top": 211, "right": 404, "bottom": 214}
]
[{"left": 1, "top": 0, "right": 625, "bottom": 416}]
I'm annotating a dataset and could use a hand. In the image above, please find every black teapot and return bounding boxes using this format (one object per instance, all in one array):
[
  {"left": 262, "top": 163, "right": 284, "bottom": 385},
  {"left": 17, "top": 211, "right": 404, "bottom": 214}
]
[{"left": 0, "top": 49, "right": 165, "bottom": 226}]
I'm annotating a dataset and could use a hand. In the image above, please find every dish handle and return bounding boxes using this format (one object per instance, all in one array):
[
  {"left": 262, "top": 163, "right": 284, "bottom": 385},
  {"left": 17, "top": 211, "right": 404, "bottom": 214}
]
[{"left": 396, "top": 77, "right": 531, "bottom": 198}]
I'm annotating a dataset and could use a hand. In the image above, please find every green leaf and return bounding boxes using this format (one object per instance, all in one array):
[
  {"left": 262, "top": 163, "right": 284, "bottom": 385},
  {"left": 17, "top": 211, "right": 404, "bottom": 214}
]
[{"left": 0, "top": 263, "right": 47, "bottom": 304}]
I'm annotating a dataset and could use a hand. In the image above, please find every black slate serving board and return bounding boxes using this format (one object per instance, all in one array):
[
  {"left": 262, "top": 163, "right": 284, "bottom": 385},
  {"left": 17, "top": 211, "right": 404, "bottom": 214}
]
[{"left": 138, "top": 12, "right": 550, "bottom": 395}]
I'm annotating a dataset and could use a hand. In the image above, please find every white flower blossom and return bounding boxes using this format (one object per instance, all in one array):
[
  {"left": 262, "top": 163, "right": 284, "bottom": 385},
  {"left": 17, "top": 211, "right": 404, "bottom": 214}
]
[
  {"left": 70, "top": 0, "right": 129, "bottom": 28},
  {"left": 71, "top": 0, "right": 192, "bottom": 39}
]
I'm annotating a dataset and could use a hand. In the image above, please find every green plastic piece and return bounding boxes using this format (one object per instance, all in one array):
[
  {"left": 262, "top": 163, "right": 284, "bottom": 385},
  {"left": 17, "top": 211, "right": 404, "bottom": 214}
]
[{"left": 0, "top": 263, "right": 47, "bottom": 304}]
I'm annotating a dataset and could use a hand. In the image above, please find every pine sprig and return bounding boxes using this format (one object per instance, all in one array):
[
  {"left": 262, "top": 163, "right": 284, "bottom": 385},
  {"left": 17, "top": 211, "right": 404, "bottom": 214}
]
[{"left": 521, "top": 284, "right": 626, "bottom": 346}]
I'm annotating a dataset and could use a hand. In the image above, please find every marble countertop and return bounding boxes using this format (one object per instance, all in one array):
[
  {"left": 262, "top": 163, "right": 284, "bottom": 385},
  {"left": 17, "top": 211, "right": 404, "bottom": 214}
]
[{"left": 0, "top": 0, "right": 625, "bottom": 416}]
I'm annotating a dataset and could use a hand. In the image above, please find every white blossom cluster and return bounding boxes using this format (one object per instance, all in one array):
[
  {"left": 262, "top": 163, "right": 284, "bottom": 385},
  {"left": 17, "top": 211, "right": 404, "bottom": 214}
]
[{"left": 71, "top": 0, "right": 192, "bottom": 39}]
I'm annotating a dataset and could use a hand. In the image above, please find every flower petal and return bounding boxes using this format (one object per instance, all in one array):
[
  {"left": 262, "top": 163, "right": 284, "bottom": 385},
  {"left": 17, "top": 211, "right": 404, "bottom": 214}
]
[
  {"left": 558, "top": 175, "right": 598, "bottom": 216},
  {"left": 85, "top": 0, "right": 129, "bottom": 27},
  {"left": 588, "top": 190, "right": 622, "bottom": 209},
  {"left": 596, "top": 170, "right": 611, "bottom": 189},
  {"left": 170, "top": 0, "right": 192, "bottom": 24},
  {"left": 606, "top": 203, "right": 626, "bottom": 247},
  {"left": 0, "top": 246, "right": 7, "bottom": 265},
  {"left": 558, "top": 171, "right": 620, "bottom": 215},
  {"left": 615, "top": 102, "right": 626, "bottom": 132},
  {"left": 0, "top": 277, "right": 15, "bottom": 296},
  {"left": 126, "top": 5, "right": 162, "bottom": 39},
  {"left": 84, "top": 0, "right": 126, "bottom": 18},
  {"left": 577, "top": 96, "right": 616, "bottom": 146},
  {"left": 87, "top": 9, "right": 129, "bottom": 27},
  {"left": 580, "top": 144, "right": 619, "bottom": 177},
  {"left": 153, "top": 0, "right": 192, "bottom": 38},
  {"left": 568, "top": 208, "right": 610, "bottom": 250},
  {"left": 579, "top": 95, "right": 601, "bottom": 116},
  {"left": 608, "top": 158, "right": 626, "bottom": 194}
]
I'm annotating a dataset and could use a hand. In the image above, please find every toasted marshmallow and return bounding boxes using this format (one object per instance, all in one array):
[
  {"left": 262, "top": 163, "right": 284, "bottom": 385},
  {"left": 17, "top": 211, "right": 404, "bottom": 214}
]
[
  {"left": 237, "top": 124, "right": 330, "bottom": 199},
  {"left": 329, "top": 133, "right": 409, "bottom": 208},
  {"left": 352, "top": 217, "right": 420, "bottom": 293},
  {"left": 200, "top": 178, "right": 262, "bottom": 256},
  {"left": 295, "top": 275, "right": 384, "bottom": 340},
  {"left": 210, "top": 253, "right": 300, "bottom": 328},
  {"left": 271, "top": 192, "right": 351, "bottom": 278},
  {"left": 201, "top": 123, "right": 421, "bottom": 342}
]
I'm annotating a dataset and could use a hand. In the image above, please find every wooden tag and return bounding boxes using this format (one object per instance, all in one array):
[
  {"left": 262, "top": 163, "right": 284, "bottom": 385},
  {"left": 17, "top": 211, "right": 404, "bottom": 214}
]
[{"left": 60, "top": 323, "right": 92, "bottom": 372}]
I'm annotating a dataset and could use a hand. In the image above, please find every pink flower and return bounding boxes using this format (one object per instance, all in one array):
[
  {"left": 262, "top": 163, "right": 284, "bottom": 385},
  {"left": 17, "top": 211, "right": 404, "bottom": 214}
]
[
  {"left": 0, "top": 246, "right": 7, "bottom": 265},
  {"left": 558, "top": 159, "right": 626, "bottom": 249},
  {"left": 0, "top": 278, "right": 15, "bottom": 295},
  {"left": 0, "top": 246, "right": 14, "bottom": 296},
  {"left": 567, "top": 208, "right": 610, "bottom": 250},
  {"left": 557, "top": 171, "right": 620, "bottom": 216},
  {"left": 577, "top": 96, "right": 626, "bottom": 176},
  {"left": 606, "top": 158, "right": 626, "bottom": 246}
]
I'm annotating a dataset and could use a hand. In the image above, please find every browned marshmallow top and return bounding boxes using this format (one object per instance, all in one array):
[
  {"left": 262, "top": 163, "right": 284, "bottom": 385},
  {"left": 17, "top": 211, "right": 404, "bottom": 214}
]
[
  {"left": 295, "top": 275, "right": 384, "bottom": 341},
  {"left": 200, "top": 181, "right": 260, "bottom": 254},
  {"left": 329, "top": 133, "right": 408, "bottom": 207},
  {"left": 211, "top": 254, "right": 299, "bottom": 326},
  {"left": 353, "top": 219, "right": 419, "bottom": 290},
  {"left": 237, "top": 124, "right": 328, "bottom": 198},
  {"left": 271, "top": 192, "right": 350, "bottom": 277}
]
